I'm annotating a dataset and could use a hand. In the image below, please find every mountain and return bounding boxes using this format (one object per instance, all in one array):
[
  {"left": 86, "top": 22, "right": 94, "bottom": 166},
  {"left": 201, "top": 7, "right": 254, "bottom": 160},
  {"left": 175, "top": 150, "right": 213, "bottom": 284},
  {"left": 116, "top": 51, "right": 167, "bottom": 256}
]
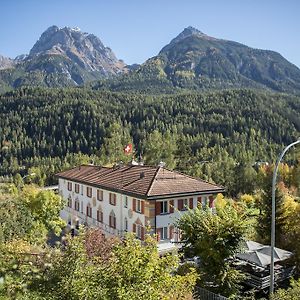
[
  {"left": 93, "top": 26, "right": 300, "bottom": 94},
  {"left": 28, "top": 25, "right": 125, "bottom": 74},
  {"left": 0, "top": 26, "right": 126, "bottom": 91},
  {"left": 2, "top": 26, "right": 300, "bottom": 94}
]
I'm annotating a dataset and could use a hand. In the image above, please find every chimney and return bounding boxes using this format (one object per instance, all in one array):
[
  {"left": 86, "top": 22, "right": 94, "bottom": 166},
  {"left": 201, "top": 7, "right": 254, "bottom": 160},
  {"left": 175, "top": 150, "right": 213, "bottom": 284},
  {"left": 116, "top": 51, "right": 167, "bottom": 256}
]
[
  {"left": 140, "top": 172, "right": 145, "bottom": 179},
  {"left": 158, "top": 161, "right": 166, "bottom": 168}
]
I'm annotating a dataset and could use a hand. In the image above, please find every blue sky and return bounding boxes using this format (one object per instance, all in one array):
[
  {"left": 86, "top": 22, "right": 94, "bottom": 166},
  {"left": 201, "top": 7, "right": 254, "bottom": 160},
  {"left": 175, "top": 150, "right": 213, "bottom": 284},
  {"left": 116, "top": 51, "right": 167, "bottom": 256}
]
[{"left": 1, "top": 0, "right": 300, "bottom": 67}]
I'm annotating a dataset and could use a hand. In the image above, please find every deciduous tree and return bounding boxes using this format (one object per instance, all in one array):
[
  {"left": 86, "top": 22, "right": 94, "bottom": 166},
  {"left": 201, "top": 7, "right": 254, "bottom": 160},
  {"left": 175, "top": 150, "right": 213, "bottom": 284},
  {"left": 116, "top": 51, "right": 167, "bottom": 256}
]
[{"left": 176, "top": 204, "right": 248, "bottom": 297}]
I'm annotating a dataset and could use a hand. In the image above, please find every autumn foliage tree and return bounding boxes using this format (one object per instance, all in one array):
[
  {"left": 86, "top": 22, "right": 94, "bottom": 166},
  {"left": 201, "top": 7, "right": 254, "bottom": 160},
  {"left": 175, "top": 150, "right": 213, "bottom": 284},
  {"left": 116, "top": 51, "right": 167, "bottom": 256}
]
[
  {"left": 176, "top": 203, "right": 248, "bottom": 297},
  {"left": 0, "top": 229, "right": 197, "bottom": 300}
]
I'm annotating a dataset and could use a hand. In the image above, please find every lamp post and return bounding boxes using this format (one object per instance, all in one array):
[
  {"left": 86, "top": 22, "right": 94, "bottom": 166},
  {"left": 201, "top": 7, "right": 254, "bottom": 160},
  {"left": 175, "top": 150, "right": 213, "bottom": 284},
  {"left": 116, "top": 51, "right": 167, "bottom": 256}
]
[{"left": 270, "top": 138, "right": 300, "bottom": 296}]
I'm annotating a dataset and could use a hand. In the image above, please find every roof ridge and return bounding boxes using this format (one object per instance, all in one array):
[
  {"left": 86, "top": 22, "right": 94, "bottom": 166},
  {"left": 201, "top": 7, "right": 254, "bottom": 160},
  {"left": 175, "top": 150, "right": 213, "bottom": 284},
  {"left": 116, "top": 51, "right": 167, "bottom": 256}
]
[{"left": 145, "top": 166, "right": 161, "bottom": 196}]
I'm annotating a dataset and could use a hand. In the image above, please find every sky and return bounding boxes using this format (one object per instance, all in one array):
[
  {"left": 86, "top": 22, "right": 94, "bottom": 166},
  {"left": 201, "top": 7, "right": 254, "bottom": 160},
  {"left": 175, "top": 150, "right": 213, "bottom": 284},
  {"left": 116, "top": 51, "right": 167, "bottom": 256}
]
[{"left": 1, "top": 0, "right": 300, "bottom": 67}]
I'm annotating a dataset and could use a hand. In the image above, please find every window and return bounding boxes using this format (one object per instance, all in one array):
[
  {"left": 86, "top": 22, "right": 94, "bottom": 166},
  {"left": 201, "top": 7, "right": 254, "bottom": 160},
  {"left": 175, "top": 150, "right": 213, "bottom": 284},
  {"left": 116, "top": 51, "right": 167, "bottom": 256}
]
[
  {"left": 136, "top": 199, "right": 141, "bottom": 213},
  {"left": 136, "top": 224, "right": 143, "bottom": 239},
  {"left": 157, "top": 227, "right": 168, "bottom": 240},
  {"left": 75, "top": 200, "right": 80, "bottom": 211},
  {"left": 124, "top": 196, "right": 128, "bottom": 208},
  {"left": 75, "top": 220, "right": 80, "bottom": 230},
  {"left": 160, "top": 201, "right": 168, "bottom": 214},
  {"left": 67, "top": 182, "right": 72, "bottom": 191},
  {"left": 86, "top": 187, "right": 92, "bottom": 198},
  {"left": 81, "top": 185, "right": 83, "bottom": 195},
  {"left": 97, "top": 189, "right": 103, "bottom": 201},
  {"left": 183, "top": 199, "right": 188, "bottom": 208},
  {"left": 124, "top": 217, "right": 128, "bottom": 231},
  {"left": 75, "top": 183, "right": 79, "bottom": 193},
  {"left": 109, "top": 211, "right": 116, "bottom": 229},
  {"left": 86, "top": 204, "right": 92, "bottom": 217},
  {"left": 178, "top": 199, "right": 188, "bottom": 211},
  {"left": 109, "top": 193, "right": 116, "bottom": 206},
  {"left": 67, "top": 196, "right": 72, "bottom": 208},
  {"left": 133, "top": 199, "right": 144, "bottom": 214},
  {"left": 97, "top": 209, "right": 103, "bottom": 223}
]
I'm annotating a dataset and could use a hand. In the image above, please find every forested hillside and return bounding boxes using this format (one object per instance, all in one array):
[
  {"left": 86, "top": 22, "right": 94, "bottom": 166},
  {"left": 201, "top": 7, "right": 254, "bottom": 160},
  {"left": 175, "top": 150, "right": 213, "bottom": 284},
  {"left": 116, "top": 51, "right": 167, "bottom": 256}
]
[{"left": 0, "top": 87, "right": 299, "bottom": 194}]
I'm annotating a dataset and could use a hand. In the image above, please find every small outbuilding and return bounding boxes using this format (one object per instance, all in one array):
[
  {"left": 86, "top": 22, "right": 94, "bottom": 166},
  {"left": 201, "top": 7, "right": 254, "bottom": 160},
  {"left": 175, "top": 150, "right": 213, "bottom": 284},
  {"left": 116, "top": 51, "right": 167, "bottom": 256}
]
[{"left": 234, "top": 241, "right": 294, "bottom": 290}]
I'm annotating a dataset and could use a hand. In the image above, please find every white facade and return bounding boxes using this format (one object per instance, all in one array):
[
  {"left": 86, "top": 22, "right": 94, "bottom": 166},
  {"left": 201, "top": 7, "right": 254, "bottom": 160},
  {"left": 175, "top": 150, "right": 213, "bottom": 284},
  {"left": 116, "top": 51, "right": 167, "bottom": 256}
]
[
  {"left": 59, "top": 178, "right": 146, "bottom": 237},
  {"left": 59, "top": 177, "right": 216, "bottom": 244}
]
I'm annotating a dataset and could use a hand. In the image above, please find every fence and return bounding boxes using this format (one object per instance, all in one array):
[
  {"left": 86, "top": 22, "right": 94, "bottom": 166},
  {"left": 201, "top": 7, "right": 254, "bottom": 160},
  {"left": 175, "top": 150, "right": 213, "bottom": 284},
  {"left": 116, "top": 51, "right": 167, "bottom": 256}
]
[{"left": 194, "top": 287, "right": 228, "bottom": 300}]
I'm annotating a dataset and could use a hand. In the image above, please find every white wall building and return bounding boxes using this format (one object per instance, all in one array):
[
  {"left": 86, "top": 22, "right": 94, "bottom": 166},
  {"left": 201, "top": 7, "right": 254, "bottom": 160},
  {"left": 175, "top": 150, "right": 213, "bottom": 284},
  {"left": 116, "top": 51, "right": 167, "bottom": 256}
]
[{"left": 57, "top": 164, "right": 224, "bottom": 251}]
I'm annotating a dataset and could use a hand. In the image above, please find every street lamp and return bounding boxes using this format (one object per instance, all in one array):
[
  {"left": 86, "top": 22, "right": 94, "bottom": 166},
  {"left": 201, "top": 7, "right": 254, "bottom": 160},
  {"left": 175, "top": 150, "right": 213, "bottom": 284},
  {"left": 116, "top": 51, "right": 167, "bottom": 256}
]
[{"left": 270, "top": 138, "right": 300, "bottom": 296}]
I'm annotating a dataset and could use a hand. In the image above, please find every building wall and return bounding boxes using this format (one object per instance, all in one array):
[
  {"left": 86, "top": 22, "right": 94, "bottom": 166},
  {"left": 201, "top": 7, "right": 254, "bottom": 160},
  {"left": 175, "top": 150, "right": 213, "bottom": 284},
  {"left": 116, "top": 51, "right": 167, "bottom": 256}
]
[
  {"left": 155, "top": 195, "right": 213, "bottom": 227},
  {"left": 155, "top": 195, "right": 214, "bottom": 242},
  {"left": 59, "top": 178, "right": 150, "bottom": 237},
  {"left": 59, "top": 178, "right": 216, "bottom": 242}
]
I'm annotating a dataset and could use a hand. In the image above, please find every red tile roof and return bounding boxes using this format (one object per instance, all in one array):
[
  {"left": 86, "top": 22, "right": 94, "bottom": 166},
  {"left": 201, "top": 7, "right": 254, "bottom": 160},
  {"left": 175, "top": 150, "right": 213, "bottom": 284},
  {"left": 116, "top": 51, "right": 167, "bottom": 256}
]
[{"left": 56, "top": 164, "right": 224, "bottom": 199}]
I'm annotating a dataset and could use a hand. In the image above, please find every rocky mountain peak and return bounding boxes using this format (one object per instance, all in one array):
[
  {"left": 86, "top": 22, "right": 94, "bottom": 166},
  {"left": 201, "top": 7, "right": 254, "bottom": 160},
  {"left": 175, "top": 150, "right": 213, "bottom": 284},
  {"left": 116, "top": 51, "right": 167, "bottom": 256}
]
[
  {"left": 182, "top": 26, "right": 205, "bottom": 36},
  {"left": 169, "top": 26, "right": 208, "bottom": 45},
  {"left": 28, "top": 25, "right": 125, "bottom": 74}
]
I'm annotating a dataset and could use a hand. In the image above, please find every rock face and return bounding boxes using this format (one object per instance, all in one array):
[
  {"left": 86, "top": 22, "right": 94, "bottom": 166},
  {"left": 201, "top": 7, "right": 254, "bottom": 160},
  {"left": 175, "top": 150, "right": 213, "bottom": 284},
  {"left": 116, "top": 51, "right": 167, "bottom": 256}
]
[
  {"left": 29, "top": 26, "right": 125, "bottom": 75},
  {"left": 0, "top": 55, "right": 14, "bottom": 70}
]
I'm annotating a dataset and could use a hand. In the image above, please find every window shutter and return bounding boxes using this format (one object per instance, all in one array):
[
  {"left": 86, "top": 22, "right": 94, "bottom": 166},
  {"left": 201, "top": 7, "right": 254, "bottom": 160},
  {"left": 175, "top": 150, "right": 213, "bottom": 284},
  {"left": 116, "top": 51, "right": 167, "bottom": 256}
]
[
  {"left": 97, "top": 210, "right": 102, "bottom": 222},
  {"left": 169, "top": 200, "right": 174, "bottom": 213},
  {"left": 133, "top": 223, "right": 136, "bottom": 233},
  {"left": 189, "top": 198, "right": 193, "bottom": 209},
  {"left": 169, "top": 225, "right": 174, "bottom": 240},
  {"left": 141, "top": 226, "right": 145, "bottom": 241},
  {"left": 113, "top": 217, "right": 116, "bottom": 229},
  {"left": 155, "top": 201, "right": 161, "bottom": 215},
  {"left": 178, "top": 199, "right": 183, "bottom": 211},
  {"left": 86, "top": 206, "right": 88, "bottom": 215},
  {"left": 141, "top": 201, "right": 145, "bottom": 214},
  {"left": 109, "top": 215, "right": 111, "bottom": 227},
  {"left": 97, "top": 190, "right": 103, "bottom": 201},
  {"left": 197, "top": 196, "right": 202, "bottom": 207},
  {"left": 133, "top": 198, "right": 136, "bottom": 212},
  {"left": 209, "top": 196, "right": 214, "bottom": 208},
  {"left": 114, "top": 194, "right": 117, "bottom": 205},
  {"left": 156, "top": 228, "right": 161, "bottom": 241}
]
